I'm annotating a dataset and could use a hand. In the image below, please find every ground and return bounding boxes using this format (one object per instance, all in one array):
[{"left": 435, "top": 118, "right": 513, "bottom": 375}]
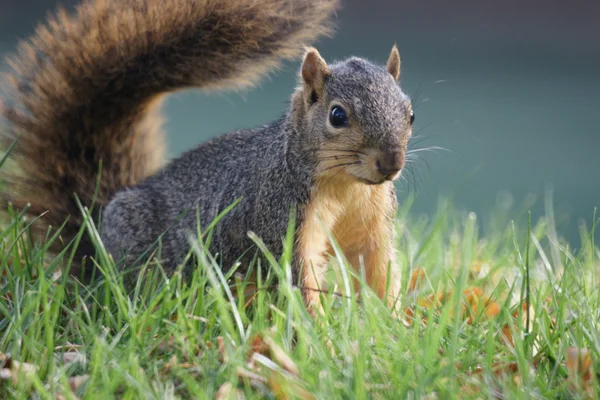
[{"left": 0, "top": 194, "right": 599, "bottom": 399}]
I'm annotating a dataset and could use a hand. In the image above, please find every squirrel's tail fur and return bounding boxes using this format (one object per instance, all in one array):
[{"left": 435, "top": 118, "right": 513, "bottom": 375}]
[{"left": 0, "top": 0, "right": 338, "bottom": 266}]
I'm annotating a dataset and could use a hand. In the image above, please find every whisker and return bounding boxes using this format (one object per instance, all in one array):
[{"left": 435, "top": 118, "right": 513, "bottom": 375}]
[
  {"left": 399, "top": 169, "right": 413, "bottom": 192},
  {"left": 409, "top": 121, "right": 447, "bottom": 142},
  {"left": 322, "top": 149, "right": 367, "bottom": 156},
  {"left": 405, "top": 157, "right": 435, "bottom": 196},
  {"left": 320, "top": 161, "right": 356, "bottom": 186},
  {"left": 407, "top": 146, "right": 451, "bottom": 155},
  {"left": 401, "top": 164, "right": 423, "bottom": 197},
  {"left": 321, "top": 161, "right": 361, "bottom": 173},
  {"left": 307, "top": 147, "right": 367, "bottom": 156},
  {"left": 406, "top": 156, "right": 432, "bottom": 172},
  {"left": 318, "top": 154, "right": 359, "bottom": 161},
  {"left": 410, "top": 79, "right": 425, "bottom": 106}
]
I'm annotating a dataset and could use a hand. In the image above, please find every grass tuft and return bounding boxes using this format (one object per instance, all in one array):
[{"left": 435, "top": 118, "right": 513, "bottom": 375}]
[{"left": 0, "top": 193, "right": 599, "bottom": 399}]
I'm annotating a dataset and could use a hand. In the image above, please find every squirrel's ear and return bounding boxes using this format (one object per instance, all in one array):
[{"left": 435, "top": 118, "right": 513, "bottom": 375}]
[
  {"left": 386, "top": 45, "right": 401, "bottom": 81},
  {"left": 301, "top": 47, "right": 330, "bottom": 94}
]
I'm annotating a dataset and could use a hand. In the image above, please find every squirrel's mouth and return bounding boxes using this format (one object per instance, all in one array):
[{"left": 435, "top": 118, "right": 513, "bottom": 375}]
[
  {"left": 354, "top": 147, "right": 404, "bottom": 185},
  {"left": 316, "top": 146, "right": 404, "bottom": 185},
  {"left": 349, "top": 151, "right": 404, "bottom": 185},
  {"left": 355, "top": 173, "right": 401, "bottom": 185},
  {"left": 358, "top": 178, "right": 384, "bottom": 185}
]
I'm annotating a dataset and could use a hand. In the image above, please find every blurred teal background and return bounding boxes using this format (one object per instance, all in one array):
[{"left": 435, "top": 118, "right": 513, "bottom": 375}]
[{"left": 1, "top": 0, "right": 599, "bottom": 245}]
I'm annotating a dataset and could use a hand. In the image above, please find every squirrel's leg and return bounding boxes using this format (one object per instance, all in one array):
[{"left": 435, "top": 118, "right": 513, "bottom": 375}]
[
  {"left": 296, "top": 209, "right": 334, "bottom": 317},
  {"left": 364, "top": 243, "right": 401, "bottom": 313},
  {"left": 344, "top": 217, "right": 401, "bottom": 313},
  {"left": 299, "top": 258, "right": 329, "bottom": 317}
]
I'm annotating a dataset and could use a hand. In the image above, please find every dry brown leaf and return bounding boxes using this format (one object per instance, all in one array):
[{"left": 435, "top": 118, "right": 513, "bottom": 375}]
[
  {"left": 501, "top": 303, "right": 532, "bottom": 346},
  {"left": 248, "top": 334, "right": 270, "bottom": 359},
  {"left": 151, "top": 336, "right": 177, "bottom": 356},
  {"left": 68, "top": 374, "right": 89, "bottom": 392},
  {"left": 160, "top": 354, "right": 180, "bottom": 375},
  {"left": 460, "top": 362, "right": 520, "bottom": 399},
  {"left": 54, "top": 344, "right": 84, "bottom": 352},
  {"left": 186, "top": 314, "right": 208, "bottom": 323},
  {"left": 248, "top": 333, "right": 298, "bottom": 377},
  {"left": 460, "top": 381, "right": 503, "bottom": 400},
  {"left": 54, "top": 375, "right": 89, "bottom": 400},
  {"left": 61, "top": 351, "right": 87, "bottom": 365},
  {"left": 484, "top": 301, "right": 501, "bottom": 318},
  {"left": 229, "top": 271, "right": 260, "bottom": 309},
  {"left": 404, "top": 287, "right": 501, "bottom": 326},
  {"left": 215, "top": 382, "right": 245, "bottom": 400},
  {"left": 0, "top": 354, "right": 39, "bottom": 386},
  {"left": 237, "top": 367, "right": 268, "bottom": 385},
  {"left": 403, "top": 292, "right": 444, "bottom": 326},
  {"left": 567, "top": 347, "right": 595, "bottom": 396},
  {"left": 159, "top": 353, "right": 199, "bottom": 377},
  {"left": 266, "top": 338, "right": 298, "bottom": 377},
  {"left": 408, "top": 268, "right": 426, "bottom": 293},
  {"left": 250, "top": 353, "right": 314, "bottom": 400},
  {"left": 466, "top": 362, "right": 519, "bottom": 378},
  {"left": 150, "top": 335, "right": 205, "bottom": 363},
  {"left": 55, "top": 394, "right": 77, "bottom": 400},
  {"left": 217, "top": 336, "right": 228, "bottom": 363},
  {"left": 0, "top": 369, "right": 12, "bottom": 381},
  {"left": 265, "top": 369, "right": 315, "bottom": 400},
  {"left": 463, "top": 288, "right": 500, "bottom": 324}
]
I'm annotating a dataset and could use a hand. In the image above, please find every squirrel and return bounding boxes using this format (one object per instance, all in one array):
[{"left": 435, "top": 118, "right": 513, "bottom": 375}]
[{"left": 0, "top": 0, "right": 414, "bottom": 315}]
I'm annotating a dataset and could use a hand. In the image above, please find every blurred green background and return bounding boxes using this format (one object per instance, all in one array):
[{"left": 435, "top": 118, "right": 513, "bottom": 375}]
[{"left": 1, "top": 0, "right": 599, "bottom": 245}]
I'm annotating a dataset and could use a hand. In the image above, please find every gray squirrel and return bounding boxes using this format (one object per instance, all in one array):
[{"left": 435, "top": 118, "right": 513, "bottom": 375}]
[{"left": 1, "top": 0, "right": 414, "bottom": 314}]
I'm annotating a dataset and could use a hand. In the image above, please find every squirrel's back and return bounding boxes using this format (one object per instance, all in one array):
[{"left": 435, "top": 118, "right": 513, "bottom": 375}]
[
  {"left": 102, "top": 117, "right": 306, "bottom": 270},
  {"left": 0, "top": 0, "right": 339, "bottom": 275}
]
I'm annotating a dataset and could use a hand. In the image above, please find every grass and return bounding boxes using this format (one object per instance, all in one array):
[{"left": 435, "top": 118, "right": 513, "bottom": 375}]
[{"left": 0, "top": 192, "right": 599, "bottom": 399}]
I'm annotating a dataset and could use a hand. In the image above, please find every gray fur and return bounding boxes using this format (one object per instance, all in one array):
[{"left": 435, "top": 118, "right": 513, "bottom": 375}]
[
  {"left": 102, "top": 57, "right": 412, "bottom": 282},
  {"left": 102, "top": 118, "right": 313, "bottom": 276},
  {"left": 0, "top": 0, "right": 412, "bottom": 286}
]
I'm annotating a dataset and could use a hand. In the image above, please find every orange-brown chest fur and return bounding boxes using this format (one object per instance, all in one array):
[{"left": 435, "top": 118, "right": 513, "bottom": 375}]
[{"left": 297, "top": 175, "right": 395, "bottom": 276}]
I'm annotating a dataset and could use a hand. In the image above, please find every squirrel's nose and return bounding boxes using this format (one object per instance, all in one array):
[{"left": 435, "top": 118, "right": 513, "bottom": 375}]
[{"left": 376, "top": 149, "right": 405, "bottom": 177}]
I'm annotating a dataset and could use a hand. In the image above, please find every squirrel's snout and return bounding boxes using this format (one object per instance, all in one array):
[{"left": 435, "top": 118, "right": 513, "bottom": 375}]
[{"left": 375, "top": 149, "right": 405, "bottom": 179}]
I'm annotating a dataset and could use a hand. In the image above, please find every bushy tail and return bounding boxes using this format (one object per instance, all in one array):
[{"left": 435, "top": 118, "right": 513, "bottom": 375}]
[{"left": 0, "top": 0, "right": 339, "bottom": 267}]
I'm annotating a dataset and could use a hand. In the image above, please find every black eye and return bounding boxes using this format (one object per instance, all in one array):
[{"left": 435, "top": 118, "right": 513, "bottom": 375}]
[
  {"left": 329, "top": 106, "right": 348, "bottom": 128},
  {"left": 410, "top": 110, "right": 415, "bottom": 125}
]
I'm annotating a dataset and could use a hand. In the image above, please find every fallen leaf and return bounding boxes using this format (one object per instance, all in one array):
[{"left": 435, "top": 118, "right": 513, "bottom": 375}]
[
  {"left": 0, "top": 353, "right": 39, "bottom": 386},
  {"left": 404, "top": 288, "right": 501, "bottom": 326},
  {"left": 161, "top": 354, "right": 180, "bottom": 374},
  {"left": 60, "top": 351, "right": 87, "bottom": 365},
  {"left": 248, "top": 334, "right": 270, "bottom": 359},
  {"left": 229, "top": 271, "right": 260, "bottom": 309},
  {"left": 467, "top": 362, "right": 519, "bottom": 377},
  {"left": 217, "top": 336, "right": 228, "bottom": 363},
  {"left": 265, "top": 369, "right": 315, "bottom": 400},
  {"left": 248, "top": 333, "right": 298, "bottom": 377},
  {"left": 54, "top": 344, "right": 84, "bottom": 352},
  {"left": 68, "top": 374, "right": 89, "bottom": 392},
  {"left": 237, "top": 367, "right": 267, "bottom": 385},
  {"left": 501, "top": 303, "right": 532, "bottom": 346},
  {"left": 463, "top": 288, "right": 500, "bottom": 324},
  {"left": 567, "top": 347, "right": 595, "bottom": 396},
  {"left": 251, "top": 354, "right": 314, "bottom": 400},
  {"left": 0, "top": 369, "right": 11, "bottom": 381},
  {"left": 215, "top": 382, "right": 245, "bottom": 400},
  {"left": 408, "top": 268, "right": 426, "bottom": 293},
  {"left": 150, "top": 336, "right": 177, "bottom": 356}
]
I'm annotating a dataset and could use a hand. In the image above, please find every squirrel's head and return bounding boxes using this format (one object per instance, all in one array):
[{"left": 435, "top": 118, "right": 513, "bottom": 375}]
[{"left": 292, "top": 46, "right": 413, "bottom": 185}]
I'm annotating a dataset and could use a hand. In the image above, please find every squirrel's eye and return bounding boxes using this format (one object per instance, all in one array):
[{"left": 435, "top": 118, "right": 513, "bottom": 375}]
[
  {"left": 329, "top": 106, "right": 348, "bottom": 128},
  {"left": 409, "top": 110, "right": 415, "bottom": 125}
]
